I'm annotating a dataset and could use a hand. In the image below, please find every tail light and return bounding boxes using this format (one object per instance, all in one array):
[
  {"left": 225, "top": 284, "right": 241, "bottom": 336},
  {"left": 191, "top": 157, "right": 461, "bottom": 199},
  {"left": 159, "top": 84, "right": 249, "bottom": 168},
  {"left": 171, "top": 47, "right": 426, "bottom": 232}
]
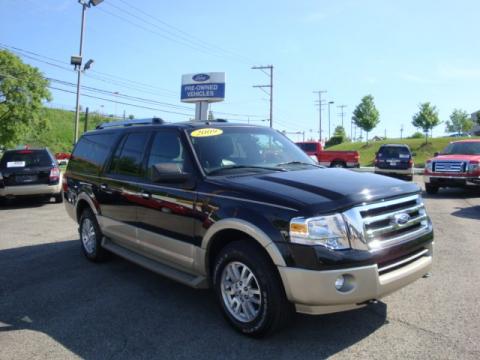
[
  {"left": 408, "top": 158, "right": 413, "bottom": 168},
  {"left": 49, "top": 167, "right": 60, "bottom": 182},
  {"left": 62, "top": 175, "right": 68, "bottom": 192}
]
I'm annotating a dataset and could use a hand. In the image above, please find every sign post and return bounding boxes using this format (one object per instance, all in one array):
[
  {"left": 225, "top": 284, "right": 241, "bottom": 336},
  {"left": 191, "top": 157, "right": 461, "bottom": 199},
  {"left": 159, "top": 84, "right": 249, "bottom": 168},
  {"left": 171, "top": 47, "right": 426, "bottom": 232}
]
[{"left": 181, "top": 72, "right": 225, "bottom": 121}]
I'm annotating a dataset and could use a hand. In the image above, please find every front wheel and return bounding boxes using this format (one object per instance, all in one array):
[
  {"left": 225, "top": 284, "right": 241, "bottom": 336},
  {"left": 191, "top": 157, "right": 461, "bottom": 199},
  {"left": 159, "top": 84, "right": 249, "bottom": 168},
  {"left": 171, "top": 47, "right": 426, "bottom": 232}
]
[
  {"left": 213, "top": 241, "right": 293, "bottom": 337},
  {"left": 425, "top": 183, "right": 439, "bottom": 195}
]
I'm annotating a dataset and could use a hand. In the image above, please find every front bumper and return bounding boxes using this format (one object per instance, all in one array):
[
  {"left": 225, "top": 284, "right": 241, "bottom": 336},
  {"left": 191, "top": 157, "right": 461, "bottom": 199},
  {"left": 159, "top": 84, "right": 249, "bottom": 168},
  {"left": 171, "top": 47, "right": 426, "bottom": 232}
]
[
  {"left": 0, "top": 183, "right": 62, "bottom": 197},
  {"left": 278, "top": 243, "right": 433, "bottom": 315},
  {"left": 424, "top": 175, "right": 480, "bottom": 187}
]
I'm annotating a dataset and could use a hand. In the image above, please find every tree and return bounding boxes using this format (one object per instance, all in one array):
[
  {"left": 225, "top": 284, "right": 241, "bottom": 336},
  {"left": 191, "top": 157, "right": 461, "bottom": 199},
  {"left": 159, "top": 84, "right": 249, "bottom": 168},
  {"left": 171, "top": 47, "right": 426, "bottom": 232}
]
[
  {"left": 0, "top": 50, "right": 51, "bottom": 147},
  {"left": 325, "top": 125, "right": 348, "bottom": 147},
  {"left": 409, "top": 131, "right": 424, "bottom": 139},
  {"left": 445, "top": 109, "right": 474, "bottom": 134},
  {"left": 128, "top": 114, "right": 135, "bottom": 120},
  {"left": 411, "top": 102, "right": 440, "bottom": 144},
  {"left": 352, "top": 95, "right": 380, "bottom": 144}
]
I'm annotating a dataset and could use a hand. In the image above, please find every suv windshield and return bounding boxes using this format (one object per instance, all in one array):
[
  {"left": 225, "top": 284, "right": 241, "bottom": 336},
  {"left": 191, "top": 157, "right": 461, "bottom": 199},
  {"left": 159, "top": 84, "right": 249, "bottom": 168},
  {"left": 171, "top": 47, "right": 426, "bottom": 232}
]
[
  {"left": 442, "top": 142, "right": 480, "bottom": 155},
  {"left": 377, "top": 146, "right": 410, "bottom": 159},
  {"left": 188, "top": 126, "right": 316, "bottom": 174},
  {"left": 0, "top": 150, "right": 52, "bottom": 168}
]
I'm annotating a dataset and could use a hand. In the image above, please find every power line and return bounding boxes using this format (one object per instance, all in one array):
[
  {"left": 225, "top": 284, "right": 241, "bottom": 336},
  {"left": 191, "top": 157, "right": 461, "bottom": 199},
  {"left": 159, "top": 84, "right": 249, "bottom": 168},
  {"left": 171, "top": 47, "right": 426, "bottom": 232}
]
[{"left": 115, "top": 0, "right": 254, "bottom": 65}]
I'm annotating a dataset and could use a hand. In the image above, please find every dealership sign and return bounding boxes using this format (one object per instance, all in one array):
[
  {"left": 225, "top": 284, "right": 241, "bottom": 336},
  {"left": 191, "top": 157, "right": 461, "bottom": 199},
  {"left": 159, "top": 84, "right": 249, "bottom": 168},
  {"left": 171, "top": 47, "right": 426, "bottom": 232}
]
[{"left": 181, "top": 72, "right": 225, "bottom": 103}]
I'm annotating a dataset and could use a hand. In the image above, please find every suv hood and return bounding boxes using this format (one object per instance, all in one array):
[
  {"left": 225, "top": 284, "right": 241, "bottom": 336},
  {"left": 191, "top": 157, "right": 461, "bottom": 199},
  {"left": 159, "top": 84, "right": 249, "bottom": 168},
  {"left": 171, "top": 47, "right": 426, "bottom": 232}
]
[
  {"left": 433, "top": 154, "right": 480, "bottom": 161},
  {"left": 208, "top": 168, "right": 420, "bottom": 214}
]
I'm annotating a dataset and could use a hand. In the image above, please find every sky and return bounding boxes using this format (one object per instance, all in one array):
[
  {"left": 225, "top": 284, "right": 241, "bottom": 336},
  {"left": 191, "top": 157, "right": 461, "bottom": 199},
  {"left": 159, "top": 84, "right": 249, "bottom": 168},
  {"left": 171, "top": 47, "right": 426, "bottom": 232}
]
[{"left": 1, "top": 0, "right": 479, "bottom": 141}]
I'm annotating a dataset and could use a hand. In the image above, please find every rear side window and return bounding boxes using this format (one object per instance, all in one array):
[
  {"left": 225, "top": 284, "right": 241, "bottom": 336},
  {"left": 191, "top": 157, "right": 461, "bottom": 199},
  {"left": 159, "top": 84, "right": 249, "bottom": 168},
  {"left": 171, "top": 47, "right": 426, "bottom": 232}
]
[
  {"left": 70, "top": 132, "right": 118, "bottom": 175},
  {"left": 109, "top": 132, "right": 150, "bottom": 177},
  {"left": 0, "top": 150, "right": 52, "bottom": 168},
  {"left": 378, "top": 146, "right": 410, "bottom": 158},
  {"left": 297, "top": 143, "right": 316, "bottom": 152}
]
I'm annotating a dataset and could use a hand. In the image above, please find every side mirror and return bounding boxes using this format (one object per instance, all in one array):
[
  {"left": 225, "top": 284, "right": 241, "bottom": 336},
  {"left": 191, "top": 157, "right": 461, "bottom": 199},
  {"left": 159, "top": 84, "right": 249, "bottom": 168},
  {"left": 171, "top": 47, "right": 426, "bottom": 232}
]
[
  {"left": 433, "top": 152, "right": 439, "bottom": 157},
  {"left": 411, "top": 152, "right": 417, "bottom": 156},
  {"left": 151, "top": 163, "right": 190, "bottom": 183}
]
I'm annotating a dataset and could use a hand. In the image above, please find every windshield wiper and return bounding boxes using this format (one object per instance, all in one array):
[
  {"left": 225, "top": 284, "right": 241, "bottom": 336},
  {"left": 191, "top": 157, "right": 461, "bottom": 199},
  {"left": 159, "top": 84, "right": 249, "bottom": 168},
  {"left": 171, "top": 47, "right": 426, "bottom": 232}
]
[
  {"left": 276, "top": 161, "right": 323, "bottom": 168},
  {"left": 207, "top": 165, "right": 287, "bottom": 176}
]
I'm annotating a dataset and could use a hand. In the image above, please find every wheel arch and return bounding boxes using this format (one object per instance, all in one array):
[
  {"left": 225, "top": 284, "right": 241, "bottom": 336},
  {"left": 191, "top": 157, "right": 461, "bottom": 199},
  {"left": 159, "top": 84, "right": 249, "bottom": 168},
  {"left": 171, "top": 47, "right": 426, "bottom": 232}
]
[
  {"left": 75, "top": 193, "right": 98, "bottom": 222},
  {"left": 200, "top": 219, "right": 286, "bottom": 278}
]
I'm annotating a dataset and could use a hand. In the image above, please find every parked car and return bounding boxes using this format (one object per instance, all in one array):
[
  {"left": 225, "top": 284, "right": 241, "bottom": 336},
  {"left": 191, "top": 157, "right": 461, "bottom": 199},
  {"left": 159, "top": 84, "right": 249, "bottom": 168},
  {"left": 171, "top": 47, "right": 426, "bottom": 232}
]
[
  {"left": 55, "top": 152, "right": 71, "bottom": 166},
  {"left": 64, "top": 118, "right": 433, "bottom": 337},
  {"left": 296, "top": 141, "right": 360, "bottom": 168},
  {"left": 374, "top": 144, "right": 415, "bottom": 181},
  {"left": 424, "top": 139, "right": 480, "bottom": 194},
  {"left": 0, "top": 147, "right": 63, "bottom": 203}
]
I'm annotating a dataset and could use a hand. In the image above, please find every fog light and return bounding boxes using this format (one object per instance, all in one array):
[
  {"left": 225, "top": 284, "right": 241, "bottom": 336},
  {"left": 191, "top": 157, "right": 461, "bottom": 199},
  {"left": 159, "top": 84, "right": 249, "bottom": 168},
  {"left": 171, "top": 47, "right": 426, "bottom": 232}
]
[{"left": 335, "top": 276, "right": 345, "bottom": 290}]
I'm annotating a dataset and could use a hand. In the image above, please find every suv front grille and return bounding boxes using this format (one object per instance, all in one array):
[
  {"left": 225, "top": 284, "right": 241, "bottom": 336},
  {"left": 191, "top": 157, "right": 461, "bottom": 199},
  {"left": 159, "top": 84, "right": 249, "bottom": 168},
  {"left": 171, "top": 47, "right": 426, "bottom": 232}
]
[
  {"left": 343, "top": 194, "right": 431, "bottom": 251},
  {"left": 433, "top": 160, "right": 465, "bottom": 173}
]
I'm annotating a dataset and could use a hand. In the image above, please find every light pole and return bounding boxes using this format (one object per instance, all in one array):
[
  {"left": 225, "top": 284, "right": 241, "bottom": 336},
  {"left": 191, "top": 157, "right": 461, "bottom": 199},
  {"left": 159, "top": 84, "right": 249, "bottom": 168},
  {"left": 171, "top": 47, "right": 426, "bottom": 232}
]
[
  {"left": 327, "top": 101, "right": 334, "bottom": 139},
  {"left": 72, "top": 0, "right": 103, "bottom": 145}
]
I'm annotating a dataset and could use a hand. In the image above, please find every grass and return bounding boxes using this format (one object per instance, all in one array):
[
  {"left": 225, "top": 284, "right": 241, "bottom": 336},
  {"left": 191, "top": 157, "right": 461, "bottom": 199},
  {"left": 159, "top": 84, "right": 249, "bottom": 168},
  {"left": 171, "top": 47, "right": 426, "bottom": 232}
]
[
  {"left": 20, "top": 108, "right": 112, "bottom": 153},
  {"left": 327, "top": 136, "right": 479, "bottom": 167}
]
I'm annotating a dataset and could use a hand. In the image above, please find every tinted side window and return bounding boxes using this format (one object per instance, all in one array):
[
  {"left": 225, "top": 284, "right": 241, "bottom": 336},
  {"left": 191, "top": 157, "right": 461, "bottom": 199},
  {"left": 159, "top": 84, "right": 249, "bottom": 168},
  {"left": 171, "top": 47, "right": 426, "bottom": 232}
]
[
  {"left": 70, "top": 133, "right": 118, "bottom": 175},
  {"left": 146, "top": 131, "right": 191, "bottom": 179},
  {"left": 110, "top": 132, "right": 150, "bottom": 177}
]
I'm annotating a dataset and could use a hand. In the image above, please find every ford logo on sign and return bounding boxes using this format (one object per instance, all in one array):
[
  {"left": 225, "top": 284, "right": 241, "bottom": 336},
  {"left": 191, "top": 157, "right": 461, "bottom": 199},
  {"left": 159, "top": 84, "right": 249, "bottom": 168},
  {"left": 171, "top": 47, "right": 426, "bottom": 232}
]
[
  {"left": 192, "top": 74, "right": 210, "bottom": 82},
  {"left": 393, "top": 213, "right": 410, "bottom": 226}
]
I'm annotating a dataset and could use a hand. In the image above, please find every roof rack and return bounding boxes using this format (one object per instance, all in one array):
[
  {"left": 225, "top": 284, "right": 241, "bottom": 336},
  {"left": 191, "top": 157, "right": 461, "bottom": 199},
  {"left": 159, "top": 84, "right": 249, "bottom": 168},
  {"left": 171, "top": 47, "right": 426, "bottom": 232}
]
[{"left": 96, "top": 117, "right": 164, "bottom": 129}]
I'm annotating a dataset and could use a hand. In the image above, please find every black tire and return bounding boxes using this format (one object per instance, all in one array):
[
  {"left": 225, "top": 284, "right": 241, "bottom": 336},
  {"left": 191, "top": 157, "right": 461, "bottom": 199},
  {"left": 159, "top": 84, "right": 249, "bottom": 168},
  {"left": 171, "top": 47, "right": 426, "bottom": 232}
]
[
  {"left": 330, "top": 161, "right": 346, "bottom": 168},
  {"left": 212, "top": 241, "right": 294, "bottom": 337},
  {"left": 425, "top": 183, "right": 439, "bottom": 195},
  {"left": 54, "top": 193, "right": 63, "bottom": 203},
  {"left": 79, "top": 208, "right": 109, "bottom": 262}
]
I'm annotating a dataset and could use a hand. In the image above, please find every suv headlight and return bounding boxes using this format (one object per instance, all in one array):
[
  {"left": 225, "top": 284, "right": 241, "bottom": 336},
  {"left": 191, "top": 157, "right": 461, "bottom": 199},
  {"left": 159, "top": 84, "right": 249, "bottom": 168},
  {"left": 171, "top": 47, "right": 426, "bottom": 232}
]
[
  {"left": 425, "top": 160, "right": 433, "bottom": 172},
  {"left": 468, "top": 161, "right": 479, "bottom": 173},
  {"left": 289, "top": 214, "right": 350, "bottom": 250}
]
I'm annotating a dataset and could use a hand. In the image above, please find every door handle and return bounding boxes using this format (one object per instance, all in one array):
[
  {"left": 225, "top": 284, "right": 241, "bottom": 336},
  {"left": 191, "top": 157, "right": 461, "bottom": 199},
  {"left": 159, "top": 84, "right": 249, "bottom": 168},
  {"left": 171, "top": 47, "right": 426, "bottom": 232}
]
[
  {"left": 141, "top": 191, "right": 151, "bottom": 199},
  {"left": 100, "top": 183, "right": 108, "bottom": 190}
]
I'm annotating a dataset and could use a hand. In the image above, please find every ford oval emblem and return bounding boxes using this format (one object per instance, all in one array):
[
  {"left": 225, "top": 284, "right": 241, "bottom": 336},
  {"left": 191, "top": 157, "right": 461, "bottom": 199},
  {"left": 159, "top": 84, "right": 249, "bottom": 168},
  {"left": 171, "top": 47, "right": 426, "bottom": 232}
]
[
  {"left": 393, "top": 213, "right": 410, "bottom": 225},
  {"left": 192, "top": 73, "right": 210, "bottom": 82}
]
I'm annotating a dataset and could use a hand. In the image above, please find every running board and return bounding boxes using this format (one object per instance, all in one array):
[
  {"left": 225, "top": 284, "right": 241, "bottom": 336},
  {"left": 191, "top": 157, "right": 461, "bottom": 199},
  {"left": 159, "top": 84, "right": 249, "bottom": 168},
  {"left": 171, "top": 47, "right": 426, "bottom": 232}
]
[{"left": 102, "top": 238, "right": 208, "bottom": 289}]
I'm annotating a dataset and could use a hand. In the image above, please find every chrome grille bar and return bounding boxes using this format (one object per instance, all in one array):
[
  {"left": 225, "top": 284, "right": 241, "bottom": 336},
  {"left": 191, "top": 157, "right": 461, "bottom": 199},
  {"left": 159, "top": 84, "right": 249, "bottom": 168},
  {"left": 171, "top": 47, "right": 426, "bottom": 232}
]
[
  {"left": 433, "top": 161, "right": 464, "bottom": 173},
  {"left": 343, "top": 194, "right": 432, "bottom": 251}
]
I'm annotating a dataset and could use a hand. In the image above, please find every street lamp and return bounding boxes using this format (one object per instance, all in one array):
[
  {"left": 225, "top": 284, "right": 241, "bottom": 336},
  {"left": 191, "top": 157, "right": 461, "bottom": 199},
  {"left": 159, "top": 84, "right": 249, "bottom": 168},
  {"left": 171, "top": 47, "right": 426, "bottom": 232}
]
[
  {"left": 327, "top": 101, "right": 334, "bottom": 139},
  {"left": 72, "top": 0, "right": 103, "bottom": 145}
]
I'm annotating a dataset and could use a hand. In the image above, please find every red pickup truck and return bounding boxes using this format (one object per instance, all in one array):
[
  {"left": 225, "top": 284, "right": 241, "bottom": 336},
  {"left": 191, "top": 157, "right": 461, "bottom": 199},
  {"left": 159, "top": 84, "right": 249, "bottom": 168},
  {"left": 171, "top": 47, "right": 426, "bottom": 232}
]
[
  {"left": 296, "top": 141, "right": 360, "bottom": 168},
  {"left": 424, "top": 139, "right": 480, "bottom": 194}
]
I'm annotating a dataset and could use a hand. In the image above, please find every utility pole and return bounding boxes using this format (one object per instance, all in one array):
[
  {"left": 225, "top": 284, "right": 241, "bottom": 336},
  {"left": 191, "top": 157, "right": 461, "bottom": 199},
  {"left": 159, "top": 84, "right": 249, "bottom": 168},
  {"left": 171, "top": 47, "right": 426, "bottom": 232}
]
[
  {"left": 72, "top": 0, "right": 103, "bottom": 145},
  {"left": 252, "top": 65, "right": 273, "bottom": 128},
  {"left": 337, "top": 105, "right": 347, "bottom": 127},
  {"left": 84, "top": 107, "right": 89, "bottom": 133},
  {"left": 327, "top": 101, "right": 334, "bottom": 139},
  {"left": 313, "top": 90, "right": 327, "bottom": 142},
  {"left": 384, "top": 128, "right": 387, "bottom": 139},
  {"left": 400, "top": 124, "right": 404, "bottom": 139}
]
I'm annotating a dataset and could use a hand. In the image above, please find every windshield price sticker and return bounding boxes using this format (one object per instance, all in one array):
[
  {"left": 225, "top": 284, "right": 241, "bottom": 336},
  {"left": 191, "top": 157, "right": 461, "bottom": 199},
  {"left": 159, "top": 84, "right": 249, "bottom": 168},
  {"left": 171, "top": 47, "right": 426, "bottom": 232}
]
[
  {"left": 190, "top": 128, "right": 223, "bottom": 137},
  {"left": 7, "top": 161, "right": 26, "bottom": 168}
]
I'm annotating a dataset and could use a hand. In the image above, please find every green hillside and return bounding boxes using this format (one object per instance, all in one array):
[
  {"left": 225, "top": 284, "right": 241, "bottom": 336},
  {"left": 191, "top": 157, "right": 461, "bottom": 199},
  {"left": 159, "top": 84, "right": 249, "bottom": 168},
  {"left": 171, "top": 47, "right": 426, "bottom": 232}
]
[
  {"left": 328, "top": 136, "right": 479, "bottom": 167},
  {"left": 20, "top": 108, "right": 113, "bottom": 153}
]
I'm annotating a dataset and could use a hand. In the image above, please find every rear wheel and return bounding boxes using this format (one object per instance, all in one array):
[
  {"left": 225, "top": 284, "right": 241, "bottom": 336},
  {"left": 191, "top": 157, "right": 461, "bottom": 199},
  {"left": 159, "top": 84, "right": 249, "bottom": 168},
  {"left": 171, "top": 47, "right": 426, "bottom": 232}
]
[
  {"left": 54, "top": 193, "right": 63, "bottom": 203},
  {"left": 213, "top": 241, "right": 294, "bottom": 337},
  {"left": 79, "top": 208, "right": 109, "bottom": 262},
  {"left": 425, "top": 183, "right": 439, "bottom": 195},
  {"left": 330, "top": 161, "right": 346, "bottom": 168}
]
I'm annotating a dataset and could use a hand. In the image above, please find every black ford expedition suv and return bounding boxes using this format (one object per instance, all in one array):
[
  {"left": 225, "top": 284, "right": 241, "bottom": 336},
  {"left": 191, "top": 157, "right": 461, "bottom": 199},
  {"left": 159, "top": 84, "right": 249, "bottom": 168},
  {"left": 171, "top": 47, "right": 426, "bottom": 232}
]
[{"left": 64, "top": 118, "right": 433, "bottom": 337}]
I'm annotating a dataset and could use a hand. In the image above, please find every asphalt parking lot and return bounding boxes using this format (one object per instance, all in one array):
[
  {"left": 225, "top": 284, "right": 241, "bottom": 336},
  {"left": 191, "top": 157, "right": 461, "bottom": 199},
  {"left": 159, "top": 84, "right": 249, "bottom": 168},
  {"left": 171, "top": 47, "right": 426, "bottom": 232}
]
[{"left": 1, "top": 176, "right": 479, "bottom": 360}]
